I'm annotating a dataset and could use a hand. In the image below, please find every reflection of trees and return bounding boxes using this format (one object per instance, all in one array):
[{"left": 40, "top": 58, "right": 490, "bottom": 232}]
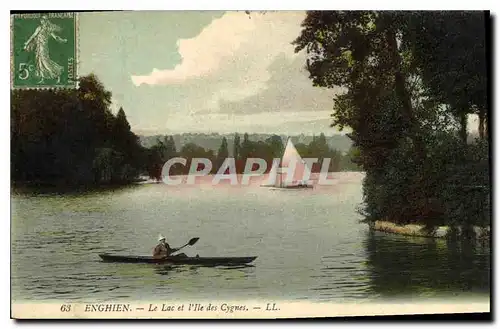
[{"left": 363, "top": 231, "right": 490, "bottom": 298}]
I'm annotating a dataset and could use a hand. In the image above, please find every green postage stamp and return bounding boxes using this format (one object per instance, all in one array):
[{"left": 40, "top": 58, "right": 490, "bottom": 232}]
[{"left": 11, "top": 12, "right": 77, "bottom": 89}]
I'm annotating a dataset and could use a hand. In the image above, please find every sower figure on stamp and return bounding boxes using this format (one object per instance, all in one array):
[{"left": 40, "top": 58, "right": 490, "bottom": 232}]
[
  {"left": 23, "top": 15, "right": 67, "bottom": 84},
  {"left": 153, "top": 235, "right": 186, "bottom": 259}
]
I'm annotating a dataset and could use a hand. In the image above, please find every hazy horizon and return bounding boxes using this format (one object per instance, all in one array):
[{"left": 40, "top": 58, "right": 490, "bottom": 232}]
[{"left": 135, "top": 130, "right": 350, "bottom": 137}]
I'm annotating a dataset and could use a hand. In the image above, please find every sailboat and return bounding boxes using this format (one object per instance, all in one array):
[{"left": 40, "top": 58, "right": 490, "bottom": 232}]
[{"left": 262, "top": 138, "right": 314, "bottom": 189}]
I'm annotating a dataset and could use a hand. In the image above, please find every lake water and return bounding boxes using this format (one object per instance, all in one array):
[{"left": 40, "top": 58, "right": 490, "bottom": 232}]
[{"left": 11, "top": 172, "right": 490, "bottom": 303}]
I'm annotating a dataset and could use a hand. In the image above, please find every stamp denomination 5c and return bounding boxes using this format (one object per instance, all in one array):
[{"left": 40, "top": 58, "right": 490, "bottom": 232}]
[{"left": 11, "top": 12, "right": 77, "bottom": 89}]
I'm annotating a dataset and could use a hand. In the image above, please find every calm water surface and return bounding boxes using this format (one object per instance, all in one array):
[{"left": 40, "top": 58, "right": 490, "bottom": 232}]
[{"left": 11, "top": 172, "right": 490, "bottom": 302}]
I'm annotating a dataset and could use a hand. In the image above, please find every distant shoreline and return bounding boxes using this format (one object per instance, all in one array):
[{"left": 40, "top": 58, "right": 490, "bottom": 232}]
[
  {"left": 11, "top": 171, "right": 366, "bottom": 193},
  {"left": 10, "top": 178, "right": 146, "bottom": 194}
]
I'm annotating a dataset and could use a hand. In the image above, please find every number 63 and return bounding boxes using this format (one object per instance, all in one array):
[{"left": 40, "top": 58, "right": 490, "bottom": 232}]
[{"left": 60, "top": 304, "right": 71, "bottom": 312}]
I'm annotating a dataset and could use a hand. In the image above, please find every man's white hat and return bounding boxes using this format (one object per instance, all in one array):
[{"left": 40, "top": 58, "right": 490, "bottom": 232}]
[{"left": 158, "top": 234, "right": 166, "bottom": 241}]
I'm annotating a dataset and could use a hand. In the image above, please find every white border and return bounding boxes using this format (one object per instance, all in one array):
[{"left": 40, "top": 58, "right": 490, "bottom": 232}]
[{"left": 2, "top": 0, "right": 499, "bottom": 10}]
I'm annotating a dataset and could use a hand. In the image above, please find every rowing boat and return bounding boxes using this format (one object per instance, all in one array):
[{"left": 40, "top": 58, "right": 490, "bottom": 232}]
[{"left": 98, "top": 253, "right": 257, "bottom": 266}]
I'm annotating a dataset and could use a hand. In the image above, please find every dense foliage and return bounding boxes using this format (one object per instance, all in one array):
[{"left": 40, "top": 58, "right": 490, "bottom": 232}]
[
  {"left": 294, "top": 11, "right": 490, "bottom": 232},
  {"left": 11, "top": 74, "right": 145, "bottom": 187}
]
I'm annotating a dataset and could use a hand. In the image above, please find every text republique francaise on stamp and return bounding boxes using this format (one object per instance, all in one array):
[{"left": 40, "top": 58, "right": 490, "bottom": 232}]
[{"left": 11, "top": 12, "right": 77, "bottom": 89}]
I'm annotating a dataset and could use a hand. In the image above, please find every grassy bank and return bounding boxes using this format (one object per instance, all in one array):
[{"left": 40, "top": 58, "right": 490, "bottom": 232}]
[{"left": 372, "top": 220, "right": 490, "bottom": 241}]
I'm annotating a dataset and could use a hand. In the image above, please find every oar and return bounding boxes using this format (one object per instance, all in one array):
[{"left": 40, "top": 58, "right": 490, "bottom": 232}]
[{"left": 171, "top": 237, "right": 199, "bottom": 255}]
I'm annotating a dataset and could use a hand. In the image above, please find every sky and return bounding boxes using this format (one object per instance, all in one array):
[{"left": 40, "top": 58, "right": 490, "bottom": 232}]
[
  {"left": 78, "top": 11, "right": 479, "bottom": 136},
  {"left": 78, "top": 11, "right": 343, "bottom": 136}
]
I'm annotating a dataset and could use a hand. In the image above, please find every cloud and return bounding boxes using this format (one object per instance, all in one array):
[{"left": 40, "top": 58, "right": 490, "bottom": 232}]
[
  {"left": 131, "top": 12, "right": 256, "bottom": 86},
  {"left": 131, "top": 11, "right": 304, "bottom": 85},
  {"left": 218, "top": 52, "right": 343, "bottom": 115},
  {"left": 129, "top": 11, "right": 343, "bottom": 135},
  {"left": 130, "top": 12, "right": 307, "bottom": 107}
]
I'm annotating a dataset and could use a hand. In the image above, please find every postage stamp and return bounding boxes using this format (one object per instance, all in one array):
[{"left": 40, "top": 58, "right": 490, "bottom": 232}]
[
  {"left": 11, "top": 12, "right": 77, "bottom": 89},
  {"left": 9, "top": 10, "right": 491, "bottom": 320}
]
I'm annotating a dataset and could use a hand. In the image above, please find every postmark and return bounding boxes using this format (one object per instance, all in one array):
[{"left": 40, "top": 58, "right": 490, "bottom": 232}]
[{"left": 11, "top": 12, "right": 77, "bottom": 89}]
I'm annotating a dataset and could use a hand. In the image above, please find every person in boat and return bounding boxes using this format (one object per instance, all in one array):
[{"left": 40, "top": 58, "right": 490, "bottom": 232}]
[{"left": 153, "top": 235, "right": 186, "bottom": 259}]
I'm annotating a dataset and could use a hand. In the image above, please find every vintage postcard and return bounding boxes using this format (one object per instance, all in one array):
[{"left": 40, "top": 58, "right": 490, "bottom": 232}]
[{"left": 10, "top": 10, "right": 491, "bottom": 319}]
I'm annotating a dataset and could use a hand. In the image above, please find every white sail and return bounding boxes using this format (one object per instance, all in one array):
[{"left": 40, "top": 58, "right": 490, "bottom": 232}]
[
  {"left": 281, "top": 138, "right": 303, "bottom": 168},
  {"left": 276, "top": 138, "right": 309, "bottom": 187},
  {"left": 260, "top": 137, "right": 313, "bottom": 189}
]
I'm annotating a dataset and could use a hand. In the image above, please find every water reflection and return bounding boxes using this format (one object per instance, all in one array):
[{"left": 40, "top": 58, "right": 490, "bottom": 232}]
[
  {"left": 11, "top": 172, "right": 490, "bottom": 302},
  {"left": 153, "top": 265, "right": 181, "bottom": 276},
  {"left": 11, "top": 183, "right": 142, "bottom": 197},
  {"left": 364, "top": 231, "right": 490, "bottom": 299},
  {"left": 310, "top": 252, "right": 372, "bottom": 300},
  {"left": 154, "top": 264, "right": 256, "bottom": 276}
]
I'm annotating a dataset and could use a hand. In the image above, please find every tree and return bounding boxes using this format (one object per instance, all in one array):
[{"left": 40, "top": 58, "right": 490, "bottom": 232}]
[
  {"left": 147, "top": 144, "right": 165, "bottom": 181},
  {"left": 11, "top": 74, "right": 145, "bottom": 187},
  {"left": 293, "top": 11, "right": 421, "bottom": 171},
  {"left": 217, "top": 137, "right": 229, "bottom": 161},
  {"left": 114, "top": 107, "right": 130, "bottom": 133},
  {"left": 163, "top": 135, "right": 178, "bottom": 160},
  {"left": 293, "top": 11, "right": 489, "bottom": 230},
  {"left": 113, "top": 108, "right": 133, "bottom": 155},
  {"left": 216, "top": 137, "right": 229, "bottom": 171},
  {"left": 240, "top": 133, "right": 252, "bottom": 160},
  {"left": 265, "top": 134, "right": 284, "bottom": 158},
  {"left": 405, "top": 11, "right": 488, "bottom": 142},
  {"left": 233, "top": 133, "right": 241, "bottom": 160},
  {"left": 217, "top": 137, "right": 229, "bottom": 159},
  {"left": 179, "top": 143, "right": 215, "bottom": 174}
]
